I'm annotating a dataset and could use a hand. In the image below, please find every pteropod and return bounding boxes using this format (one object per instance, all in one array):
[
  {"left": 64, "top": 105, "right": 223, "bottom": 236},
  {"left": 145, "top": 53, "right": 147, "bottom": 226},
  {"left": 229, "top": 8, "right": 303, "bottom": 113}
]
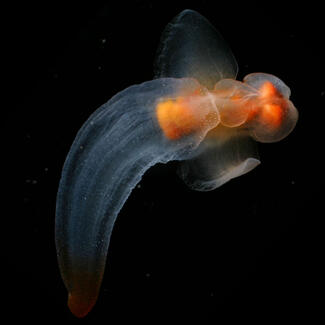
[{"left": 55, "top": 9, "right": 298, "bottom": 317}]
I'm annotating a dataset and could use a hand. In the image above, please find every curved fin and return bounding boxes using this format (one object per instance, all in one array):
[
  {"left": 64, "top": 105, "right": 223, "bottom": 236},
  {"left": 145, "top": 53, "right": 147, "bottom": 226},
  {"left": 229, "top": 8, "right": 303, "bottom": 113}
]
[
  {"left": 178, "top": 129, "right": 260, "bottom": 191},
  {"left": 154, "top": 9, "right": 238, "bottom": 89}
]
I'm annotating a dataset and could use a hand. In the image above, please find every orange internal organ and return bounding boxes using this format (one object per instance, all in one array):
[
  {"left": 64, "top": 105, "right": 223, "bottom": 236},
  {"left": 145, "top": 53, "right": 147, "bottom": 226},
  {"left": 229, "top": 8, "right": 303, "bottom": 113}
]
[
  {"left": 243, "top": 81, "right": 284, "bottom": 128},
  {"left": 260, "top": 103, "right": 283, "bottom": 128},
  {"left": 259, "top": 81, "right": 278, "bottom": 98},
  {"left": 156, "top": 96, "right": 204, "bottom": 140},
  {"left": 259, "top": 82, "right": 284, "bottom": 128}
]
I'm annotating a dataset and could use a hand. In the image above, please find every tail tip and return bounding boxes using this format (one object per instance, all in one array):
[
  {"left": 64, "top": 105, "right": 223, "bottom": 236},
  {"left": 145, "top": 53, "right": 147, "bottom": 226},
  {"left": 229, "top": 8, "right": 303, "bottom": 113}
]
[{"left": 67, "top": 292, "right": 96, "bottom": 318}]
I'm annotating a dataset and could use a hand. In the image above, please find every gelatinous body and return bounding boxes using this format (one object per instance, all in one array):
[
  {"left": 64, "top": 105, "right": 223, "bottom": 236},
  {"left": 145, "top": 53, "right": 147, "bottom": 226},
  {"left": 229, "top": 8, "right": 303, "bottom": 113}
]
[{"left": 55, "top": 9, "right": 298, "bottom": 317}]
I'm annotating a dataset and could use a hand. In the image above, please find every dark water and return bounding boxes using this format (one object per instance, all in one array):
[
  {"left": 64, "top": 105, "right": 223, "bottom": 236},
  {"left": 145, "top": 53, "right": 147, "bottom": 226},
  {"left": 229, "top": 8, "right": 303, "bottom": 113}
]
[{"left": 2, "top": 1, "right": 324, "bottom": 322}]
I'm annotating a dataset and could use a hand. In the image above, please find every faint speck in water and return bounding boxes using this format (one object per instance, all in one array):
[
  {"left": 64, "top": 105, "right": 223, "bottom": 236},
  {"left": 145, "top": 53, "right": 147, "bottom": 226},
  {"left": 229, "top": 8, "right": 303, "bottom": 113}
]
[
  {"left": 25, "top": 179, "right": 37, "bottom": 184},
  {"left": 320, "top": 90, "right": 325, "bottom": 97},
  {"left": 145, "top": 272, "right": 151, "bottom": 278}
]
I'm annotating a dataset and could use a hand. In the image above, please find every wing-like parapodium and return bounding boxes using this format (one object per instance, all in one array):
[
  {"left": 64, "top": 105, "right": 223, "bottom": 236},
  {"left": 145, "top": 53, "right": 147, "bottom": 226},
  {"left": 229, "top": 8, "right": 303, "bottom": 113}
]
[
  {"left": 154, "top": 9, "right": 238, "bottom": 89},
  {"left": 178, "top": 129, "right": 260, "bottom": 191}
]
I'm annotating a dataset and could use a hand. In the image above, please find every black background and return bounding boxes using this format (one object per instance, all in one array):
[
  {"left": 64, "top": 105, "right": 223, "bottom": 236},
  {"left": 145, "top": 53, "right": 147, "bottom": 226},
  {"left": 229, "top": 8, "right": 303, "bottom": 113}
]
[{"left": 2, "top": 1, "right": 324, "bottom": 322}]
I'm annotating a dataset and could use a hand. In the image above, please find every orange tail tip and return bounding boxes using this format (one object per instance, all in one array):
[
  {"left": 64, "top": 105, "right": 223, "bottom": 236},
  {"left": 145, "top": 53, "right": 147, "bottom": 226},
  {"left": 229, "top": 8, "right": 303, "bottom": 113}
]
[{"left": 68, "top": 292, "right": 97, "bottom": 318}]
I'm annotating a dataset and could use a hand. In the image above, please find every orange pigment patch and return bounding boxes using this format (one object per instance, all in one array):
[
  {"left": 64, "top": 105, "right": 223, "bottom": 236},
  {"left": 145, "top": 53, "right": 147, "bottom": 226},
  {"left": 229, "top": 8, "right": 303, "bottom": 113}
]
[
  {"left": 259, "top": 81, "right": 278, "bottom": 98},
  {"left": 156, "top": 96, "right": 202, "bottom": 140},
  {"left": 257, "top": 82, "right": 284, "bottom": 128},
  {"left": 260, "top": 103, "right": 283, "bottom": 127}
]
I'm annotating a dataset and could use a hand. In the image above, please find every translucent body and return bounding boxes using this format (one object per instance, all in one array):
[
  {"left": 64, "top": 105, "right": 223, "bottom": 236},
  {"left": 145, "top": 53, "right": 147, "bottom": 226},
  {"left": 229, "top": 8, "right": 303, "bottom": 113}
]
[{"left": 55, "top": 9, "right": 298, "bottom": 317}]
